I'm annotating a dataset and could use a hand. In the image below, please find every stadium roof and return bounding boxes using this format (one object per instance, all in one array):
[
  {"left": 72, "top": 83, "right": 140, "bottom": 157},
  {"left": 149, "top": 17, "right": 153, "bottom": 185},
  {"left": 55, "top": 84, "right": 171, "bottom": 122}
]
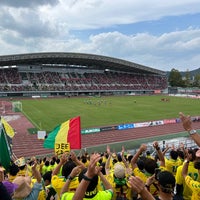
[{"left": 0, "top": 52, "right": 166, "bottom": 75}]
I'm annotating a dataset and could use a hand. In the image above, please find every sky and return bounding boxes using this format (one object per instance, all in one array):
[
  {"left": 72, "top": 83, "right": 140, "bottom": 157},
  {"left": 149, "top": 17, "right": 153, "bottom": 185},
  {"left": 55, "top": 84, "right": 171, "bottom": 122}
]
[{"left": 0, "top": 0, "right": 200, "bottom": 72}]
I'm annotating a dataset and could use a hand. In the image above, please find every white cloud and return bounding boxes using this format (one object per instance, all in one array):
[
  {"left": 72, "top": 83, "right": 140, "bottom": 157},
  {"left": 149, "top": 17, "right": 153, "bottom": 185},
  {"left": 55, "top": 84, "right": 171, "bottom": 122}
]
[
  {"left": 0, "top": 0, "right": 200, "bottom": 71},
  {"left": 37, "top": 0, "right": 200, "bottom": 30}
]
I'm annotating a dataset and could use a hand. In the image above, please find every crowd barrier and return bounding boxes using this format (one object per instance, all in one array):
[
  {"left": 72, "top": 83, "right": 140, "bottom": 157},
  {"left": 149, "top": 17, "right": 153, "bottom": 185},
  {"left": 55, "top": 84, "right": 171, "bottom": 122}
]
[{"left": 81, "top": 116, "right": 200, "bottom": 134}]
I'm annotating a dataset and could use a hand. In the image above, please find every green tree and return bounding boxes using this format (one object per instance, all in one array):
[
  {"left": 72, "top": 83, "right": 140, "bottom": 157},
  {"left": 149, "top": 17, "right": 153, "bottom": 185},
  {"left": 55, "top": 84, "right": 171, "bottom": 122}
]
[
  {"left": 193, "top": 74, "right": 200, "bottom": 87},
  {"left": 168, "top": 68, "right": 184, "bottom": 87}
]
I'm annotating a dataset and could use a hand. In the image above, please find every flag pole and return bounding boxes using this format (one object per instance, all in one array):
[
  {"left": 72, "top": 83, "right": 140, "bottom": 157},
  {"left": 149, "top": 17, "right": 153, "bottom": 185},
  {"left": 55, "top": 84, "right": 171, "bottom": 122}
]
[{"left": 12, "top": 153, "right": 18, "bottom": 161}]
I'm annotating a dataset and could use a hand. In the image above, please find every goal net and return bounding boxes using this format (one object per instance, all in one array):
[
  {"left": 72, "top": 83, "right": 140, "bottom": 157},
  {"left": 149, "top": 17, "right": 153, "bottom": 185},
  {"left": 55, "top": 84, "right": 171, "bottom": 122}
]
[{"left": 12, "top": 101, "right": 22, "bottom": 112}]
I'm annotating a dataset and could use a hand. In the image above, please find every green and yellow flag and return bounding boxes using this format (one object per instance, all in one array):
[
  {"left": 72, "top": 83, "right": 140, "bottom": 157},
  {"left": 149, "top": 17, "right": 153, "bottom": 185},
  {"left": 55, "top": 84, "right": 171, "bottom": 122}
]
[
  {"left": 1, "top": 117, "right": 15, "bottom": 138},
  {"left": 0, "top": 125, "right": 11, "bottom": 170}
]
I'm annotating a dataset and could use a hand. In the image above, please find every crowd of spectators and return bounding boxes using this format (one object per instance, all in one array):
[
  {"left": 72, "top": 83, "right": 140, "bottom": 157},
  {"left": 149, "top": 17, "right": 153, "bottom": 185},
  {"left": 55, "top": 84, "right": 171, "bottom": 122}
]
[
  {"left": 0, "top": 68, "right": 167, "bottom": 92},
  {"left": 0, "top": 112, "right": 200, "bottom": 200}
]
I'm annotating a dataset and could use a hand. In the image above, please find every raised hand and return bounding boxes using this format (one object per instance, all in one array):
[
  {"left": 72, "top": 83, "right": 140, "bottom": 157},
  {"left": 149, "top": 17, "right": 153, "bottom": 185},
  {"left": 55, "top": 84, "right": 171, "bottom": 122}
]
[
  {"left": 85, "top": 153, "right": 101, "bottom": 178},
  {"left": 179, "top": 112, "right": 192, "bottom": 131}
]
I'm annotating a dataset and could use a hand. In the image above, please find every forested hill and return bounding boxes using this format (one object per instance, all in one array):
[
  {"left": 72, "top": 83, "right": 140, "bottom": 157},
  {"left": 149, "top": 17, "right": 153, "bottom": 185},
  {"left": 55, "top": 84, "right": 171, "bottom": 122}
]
[{"left": 166, "top": 67, "right": 200, "bottom": 77}]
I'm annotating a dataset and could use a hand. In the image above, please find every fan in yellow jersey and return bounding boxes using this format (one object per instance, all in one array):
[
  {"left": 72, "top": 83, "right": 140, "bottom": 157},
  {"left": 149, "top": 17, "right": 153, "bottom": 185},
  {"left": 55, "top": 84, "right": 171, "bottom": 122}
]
[
  {"left": 49, "top": 159, "right": 57, "bottom": 172},
  {"left": 80, "top": 155, "right": 90, "bottom": 167},
  {"left": 146, "top": 150, "right": 154, "bottom": 160},
  {"left": 14, "top": 157, "right": 28, "bottom": 176},
  {"left": 41, "top": 160, "right": 51, "bottom": 176},
  {"left": 175, "top": 149, "right": 199, "bottom": 200},
  {"left": 182, "top": 158, "right": 200, "bottom": 200},
  {"left": 163, "top": 149, "right": 182, "bottom": 176},
  {"left": 131, "top": 142, "right": 166, "bottom": 198},
  {"left": 51, "top": 151, "right": 85, "bottom": 199},
  {"left": 149, "top": 170, "right": 176, "bottom": 200},
  {"left": 38, "top": 171, "right": 58, "bottom": 200},
  {"left": 105, "top": 145, "right": 132, "bottom": 199},
  {"left": 106, "top": 162, "right": 132, "bottom": 199},
  {"left": 8, "top": 162, "right": 19, "bottom": 182},
  {"left": 179, "top": 111, "right": 200, "bottom": 199},
  {"left": 12, "top": 161, "right": 43, "bottom": 200},
  {"left": 61, "top": 153, "right": 113, "bottom": 200}
]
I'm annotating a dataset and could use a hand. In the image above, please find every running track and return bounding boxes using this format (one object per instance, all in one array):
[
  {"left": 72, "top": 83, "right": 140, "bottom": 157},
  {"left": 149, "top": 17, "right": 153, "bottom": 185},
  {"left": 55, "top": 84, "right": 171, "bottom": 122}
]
[{"left": 9, "top": 112, "right": 200, "bottom": 158}]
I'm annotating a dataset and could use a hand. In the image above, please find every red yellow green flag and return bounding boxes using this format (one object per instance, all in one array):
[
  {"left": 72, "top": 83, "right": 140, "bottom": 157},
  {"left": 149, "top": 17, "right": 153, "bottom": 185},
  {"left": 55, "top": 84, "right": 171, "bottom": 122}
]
[{"left": 43, "top": 116, "right": 81, "bottom": 154}]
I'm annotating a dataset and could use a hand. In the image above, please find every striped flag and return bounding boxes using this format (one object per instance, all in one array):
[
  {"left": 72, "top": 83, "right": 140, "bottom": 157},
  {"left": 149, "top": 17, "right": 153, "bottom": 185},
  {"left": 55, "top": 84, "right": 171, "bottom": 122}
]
[{"left": 43, "top": 116, "right": 81, "bottom": 154}]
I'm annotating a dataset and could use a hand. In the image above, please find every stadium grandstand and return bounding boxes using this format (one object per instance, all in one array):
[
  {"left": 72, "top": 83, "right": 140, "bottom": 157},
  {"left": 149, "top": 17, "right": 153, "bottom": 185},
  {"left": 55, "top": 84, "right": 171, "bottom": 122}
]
[
  {"left": 0, "top": 52, "right": 168, "bottom": 97},
  {"left": 0, "top": 52, "right": 170, "bottom": 158}
]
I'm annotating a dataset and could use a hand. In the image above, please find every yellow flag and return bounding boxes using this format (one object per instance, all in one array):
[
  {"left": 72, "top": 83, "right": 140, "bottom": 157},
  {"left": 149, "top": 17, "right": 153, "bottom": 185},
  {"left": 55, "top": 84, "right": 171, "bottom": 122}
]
[{"left": 1, "top": 117, "right": 15, "bottom": 138}]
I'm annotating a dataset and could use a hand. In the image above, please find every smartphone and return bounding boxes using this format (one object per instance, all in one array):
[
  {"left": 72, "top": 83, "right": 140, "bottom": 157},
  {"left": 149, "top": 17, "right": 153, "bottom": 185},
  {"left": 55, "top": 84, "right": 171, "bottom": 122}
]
[{"left": 155, "top": 168, "right": 161, "bottom": 180}]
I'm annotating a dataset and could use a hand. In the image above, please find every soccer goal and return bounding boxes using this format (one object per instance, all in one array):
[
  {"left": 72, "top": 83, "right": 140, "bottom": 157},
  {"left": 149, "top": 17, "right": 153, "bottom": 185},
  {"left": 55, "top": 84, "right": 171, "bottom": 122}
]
[{"left": 12, "top": 101, "right": 22, "bottom": 112}]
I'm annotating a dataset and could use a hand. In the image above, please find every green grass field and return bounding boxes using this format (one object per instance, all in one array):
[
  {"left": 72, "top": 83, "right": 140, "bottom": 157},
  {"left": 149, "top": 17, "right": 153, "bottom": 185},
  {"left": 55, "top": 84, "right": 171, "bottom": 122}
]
[{"left": 19, "top": 95, "right": 200, "bottom": 132}]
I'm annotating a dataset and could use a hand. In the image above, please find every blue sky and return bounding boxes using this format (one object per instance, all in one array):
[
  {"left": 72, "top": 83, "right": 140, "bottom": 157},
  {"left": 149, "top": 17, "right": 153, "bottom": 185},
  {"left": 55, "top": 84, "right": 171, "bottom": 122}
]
[{"left": 0, "top": 0, "right": 200, "bottom": 72}]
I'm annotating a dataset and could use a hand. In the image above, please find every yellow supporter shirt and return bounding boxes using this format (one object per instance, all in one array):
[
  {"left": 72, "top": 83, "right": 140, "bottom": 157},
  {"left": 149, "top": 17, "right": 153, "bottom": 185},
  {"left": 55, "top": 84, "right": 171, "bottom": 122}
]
[
  {"left": 8, "top": 174, "right": 17, "bottom": 182},
  {"left": 41, "top": 165, "right": 50, "bottom": 175},
  {"left": 178, "top": 158, "right": 184, "bottom": 165},
  {"left": 51, "top": 175, "right": 79, "bottom": 200},
  {"left": 133, "top": 167, "right": 147, "bottom": 183},
  {"left": 17, "top": 168, "right": 27, "bottom": 176},
  {"left": 176, "top": 162, "right": 200, "bottom": 200},
  {"left": 133, "top": 167, "right": 167, "bottom": 197},
  {"left": 146, "top": 155, "right": 154, "bottom": 160},
  {"left": 61, "top": 189, "right": 113, "bottom": 200},
  {"left": 165, "top": 157, "right": 182, "bottom": 175},
  {"left": 102, "top": 156, "right": 107, "bottom": 163},
  {"left": 106, "top": 172, "right": 132, "bottom": 200},
  {"left": 38, "top": 185, "right": 57, "bottom": 200},
  {"left": 185, "top": 175, "right": 200, "bottom": 200},
  {"left": 83, "top": 160, "right": 90, "bottom": 168}
]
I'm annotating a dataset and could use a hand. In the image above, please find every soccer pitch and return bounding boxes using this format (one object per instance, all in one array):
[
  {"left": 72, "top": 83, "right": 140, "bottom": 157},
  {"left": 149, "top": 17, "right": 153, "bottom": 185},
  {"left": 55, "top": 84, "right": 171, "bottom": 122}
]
[{"left": 20, "top": 95, "right": 200, "bottom": 132}]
